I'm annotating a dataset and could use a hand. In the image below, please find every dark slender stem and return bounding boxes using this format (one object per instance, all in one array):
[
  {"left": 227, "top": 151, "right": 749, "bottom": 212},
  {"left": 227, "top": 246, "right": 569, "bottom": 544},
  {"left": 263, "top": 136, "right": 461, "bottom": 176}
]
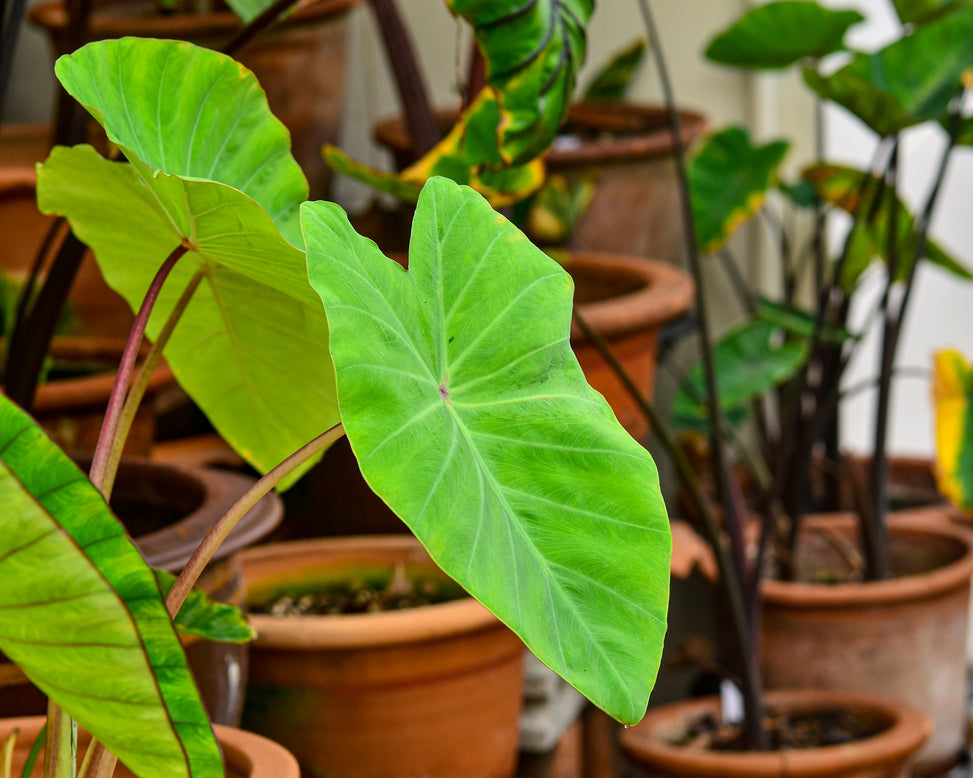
[
  {"left": 718, "top": 248, "right": 756, "bottom": 315},
  {"left": 0, "top": 0, "right": 28, "bottom": 120},
  {"left": 368, "top": 0, "right": 440, "bottom": 156},
  {"left": 221, "top": 0, "right": 302, "bottom": 57},
  {"left": 638, "top": 0, "right": 766, "bottom": 747},
  {"left": 88, "top": 242, "right": 189, "bottom": 493},
  {"left": 165, "top": 423, "right": 346, "bottom": 615}
]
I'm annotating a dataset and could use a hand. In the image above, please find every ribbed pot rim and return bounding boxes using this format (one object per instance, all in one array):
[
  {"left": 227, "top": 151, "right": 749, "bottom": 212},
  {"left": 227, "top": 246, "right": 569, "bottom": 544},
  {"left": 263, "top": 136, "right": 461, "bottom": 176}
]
[
  {"left": 29, "top": 0, "right": 359, "bottom": 38},
  {"left": 566, "top": 251, "right": 694, "bottom": 339},
  {"left": 241, "top": 536, "right": 507, "bottom": 650},
  {"left": 620, "top": 688, "right": 931, "bottom": 777},
  {"left": 761, "top": 513, "right": 973, "bottom": 608},
  {"left": 0, "top": 716, "right": 300, "bottom": 778}
]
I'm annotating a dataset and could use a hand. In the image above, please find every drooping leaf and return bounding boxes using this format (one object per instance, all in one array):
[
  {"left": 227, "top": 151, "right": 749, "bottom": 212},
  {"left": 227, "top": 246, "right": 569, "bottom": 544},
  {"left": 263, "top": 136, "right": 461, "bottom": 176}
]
[
  {"left": 154, "top": 569, "right": 255, "bottom": 644},
  {"left": 0, "top": 396, "right": 223, "bottom": 778},
  {"left": 673, "top": 319, "right": 807, "bottom": 428},
  {"left": 705, "top": 1, "right": 864, "bottom": 69},
  {"left": 328, "top": 1, "right": 592, "bottom": 205},
  {"left": 323, "top": 145, "right": 423, "bottom": 203},
  {"left": 40, "top": 39, "right": 339, "bottom": 486},
  {"left": 931, "top": 349, "right": 973, "bottom": 509},
  {"left": 688, "top": 126, "right": 789, "bottom": 253},
  {"left": 448, "top": 0, "right": 594, "bottom": 164},
  {"left": 581, "top": 38, "right": 647, "bottom": 102},
  {"left": 804, "top": 163, "right": 973, "bottom": 288},
  {"left": 892, "top": 0, "right": 973, "bottom": 25},
  {"left": 301, "top": 177, "right": 671, "bottom": 725},
  {"left": 803, "top": 10, "right": 973, "bottom": 136}
]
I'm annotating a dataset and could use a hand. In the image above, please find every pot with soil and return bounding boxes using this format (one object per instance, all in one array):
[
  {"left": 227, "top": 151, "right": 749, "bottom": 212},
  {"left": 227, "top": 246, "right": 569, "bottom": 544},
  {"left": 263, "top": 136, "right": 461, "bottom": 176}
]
[
  {"left": 620, "top": 688, "right": 930, "bottom": 778},
  {"left": 29, "top": 0, "right": 360, "bottom": 198},
  {"left": 760, "top": 513, "right": 973, "bottom": 777},
  {"left": 0, "top": 459, "right": 284, "bottom": 726},
  {"left": 239, "top": 535, "right": 525, "bottom": 778},
  {"left": 372, "top": 102, "right": 708, "bottom": 261},
  {"left": 1, "top": 715, "right": 299, "bottom": 778}
]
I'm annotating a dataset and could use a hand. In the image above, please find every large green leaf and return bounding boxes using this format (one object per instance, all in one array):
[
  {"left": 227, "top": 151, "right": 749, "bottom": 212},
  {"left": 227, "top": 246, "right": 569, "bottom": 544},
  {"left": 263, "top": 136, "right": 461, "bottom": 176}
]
[
  {"left": 705, "top": 1, "right": 864, "bottom": 69},
  {"left": 804, "top": 163, "right": 973, "bottom": 288},
  {"left": 40, "top": 39, "right": 339, "bottom": 485},
  {"left": 803, "top": 10, "right": 973, "bottom": 136},
  {"left": 688, "top": 126, "right": 789, "bottom": 254},
  {"left": 673, "top": 319, "right": 807, "bottom": 427},
  {"left": 301, "top": 177, "right": 670, "bottom": 725},
  {"left": 0, "top": 396, "right": 222, "bottom": 778}
]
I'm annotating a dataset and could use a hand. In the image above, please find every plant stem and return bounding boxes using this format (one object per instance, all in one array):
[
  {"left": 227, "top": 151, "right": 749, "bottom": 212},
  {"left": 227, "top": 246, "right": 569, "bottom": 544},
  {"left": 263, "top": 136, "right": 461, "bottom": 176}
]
[
  {"left": 221, "top": 0, "right": 302, "bottom": 57},
  {"left": 77, "top": 742, "right": 116, "bottom": 778},
  {"left": 368, "top": 0, "right": 440, "bottom": 156},
  {"left": 164, "top": 423, "right": 346, "bottom": 616},
  {"left": 101, "top": 269, "right": 206, "bottom": 498},
  {"left": 43, "top": 703, "right": 73, "bottom": 778},
  {"left": 88, "top": 242, "right": 189, "bottom": 494},
  {"left": 636, "top": 0, "right": 765, "bottom": 747}
]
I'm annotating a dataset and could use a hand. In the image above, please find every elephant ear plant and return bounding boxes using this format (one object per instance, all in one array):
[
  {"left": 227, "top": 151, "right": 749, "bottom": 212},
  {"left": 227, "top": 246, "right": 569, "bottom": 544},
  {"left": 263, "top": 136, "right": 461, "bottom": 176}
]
[
  {"left": 0, "top": 37, "right": 671, "bottom": 778},
  {"left": 636, "top": 0, "right": 973, "bottom": 750}
]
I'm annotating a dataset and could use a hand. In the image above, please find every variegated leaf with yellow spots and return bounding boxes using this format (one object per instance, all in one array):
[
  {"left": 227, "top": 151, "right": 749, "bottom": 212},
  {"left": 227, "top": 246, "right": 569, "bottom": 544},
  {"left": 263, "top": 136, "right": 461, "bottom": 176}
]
[{"left": 932, "top": 349, "right": 973, "bottom": 510}]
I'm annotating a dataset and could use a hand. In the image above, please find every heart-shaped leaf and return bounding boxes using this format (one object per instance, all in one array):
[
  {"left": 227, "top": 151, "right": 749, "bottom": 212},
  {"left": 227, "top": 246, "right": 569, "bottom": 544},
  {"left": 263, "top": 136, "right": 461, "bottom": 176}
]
[
  {"left": 932, "top": 349, "right": 973, "bottom": 509},
  {"left": 688, "top": 126, "right": 789, "bottom": 254},
  {"left": 40, "top": 39, "right": 339, "bottom": 485},
  {"left": 301, "top": 177, "right": 670, "bottom": 725},
  {"left": 803, "top": 10, "right": 973, "bottom": 136},
  {"left": 0, "top": 396, "right": 223, "bottom": 778},
  {"left": 706, "top": 1, "right": 864, "bottom": 69}
]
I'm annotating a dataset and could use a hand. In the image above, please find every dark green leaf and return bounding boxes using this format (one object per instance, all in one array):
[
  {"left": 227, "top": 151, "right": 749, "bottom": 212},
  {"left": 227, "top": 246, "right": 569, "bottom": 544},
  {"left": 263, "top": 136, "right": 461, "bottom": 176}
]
[
  {"left": 581, "top": 39, "right": 647, "bottom": 102},
  {"left": 0, "top": 396, "right": 223, "bottom": 778},
  {"left": 803, "top": 10, "right": 973, "bottom": 135},
  {"left": 301, "top": 177, "right": 671, "bottom": 725},
  {"left": 892, "top": 0, "right": 973, "bottom": 25},
  {"left": 673, "top": 319, "right": 807, "bottom": 425},
  {"left": 689, "top": 126, "right": 789, "bottom": 253},
  {"left": 778, "top": 178, "right": 819, "bottom": 208},
  {"left": 755, "top": 298, "right": 856, "bottom": 343},
  {"left": 155, "top": 569, "right": 255, "bottom": 644},
  {"left": 705, "top": 1, "right": 864, "bottom": 69}
]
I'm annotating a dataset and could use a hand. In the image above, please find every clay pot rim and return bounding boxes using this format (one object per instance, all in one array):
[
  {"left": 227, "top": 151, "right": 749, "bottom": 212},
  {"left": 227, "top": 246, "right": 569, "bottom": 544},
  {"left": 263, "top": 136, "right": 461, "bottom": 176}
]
[
  {"left": 241, "top": 536, "right": 507, "bottom": 650},
  {"left": 620, "top": 688, "right": 931, "bottom": 777},
  {"left": 372, "top": 103, "right": 709, "bottom": 167},
  {"left": 566, "top": 251, "right": 694, "bottom": 339},
  {"left": 27, "top": 336, "right": 175, "bottom": 414},
  {"left": 0, "top": 716, "right": 300, "bottom": 777},
  {"left": 761, "top": 513, "right": 973, "bottom": 608},
  {"left": 29, "top": 0, "right": 359, "bottom": 39},
  {"left": 114, "top": 460, "right": 284, "bottom": 571}
]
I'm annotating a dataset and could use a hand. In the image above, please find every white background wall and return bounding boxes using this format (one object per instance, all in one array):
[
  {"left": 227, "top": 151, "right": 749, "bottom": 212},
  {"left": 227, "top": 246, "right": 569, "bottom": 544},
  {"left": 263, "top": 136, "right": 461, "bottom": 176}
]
[{"left": 820, "top": 0, "right": 973, "bottom": 458}]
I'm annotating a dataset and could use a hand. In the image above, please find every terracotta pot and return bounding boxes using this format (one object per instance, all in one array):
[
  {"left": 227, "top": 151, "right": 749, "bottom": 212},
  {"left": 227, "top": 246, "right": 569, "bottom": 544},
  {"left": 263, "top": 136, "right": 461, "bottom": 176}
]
[
  {"left": 0, "top": 459, "right": 284, "bottom": 726},
  {"left": 29, "top": 0, "right": 359, "bottom": 198},
  {"left": 566, "top": 251, "right": 693, "bottom": 442},
  {"left": 0, "top": 715, "right": 299, "bottom": 777},
  {"left": 240, "top": 535, "right": 525, "bottom": 778},
  {"left": 0, "top": 123, "right": 134, "bottom": 338},
  {"left": 620, "top": 689, "right": 930, "bottom": 778},
  {"left": 761, "top": 513, "right": 973, "bottom": 777},
  {"left": 373, "top": 102, "right": 708, "bottom": 262},
  {"left": 16, "top": 336, "right": 175, "bottom": 458}
]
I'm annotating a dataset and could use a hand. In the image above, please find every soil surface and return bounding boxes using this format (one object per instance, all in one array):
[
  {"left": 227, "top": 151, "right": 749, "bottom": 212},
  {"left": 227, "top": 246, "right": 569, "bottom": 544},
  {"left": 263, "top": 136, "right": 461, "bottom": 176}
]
[
  {"left": 248, "top": 564, "right": 466, "bottom": 616},
  {"left": 671, "top": 708, "right": 882, "bottom": 752}
]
